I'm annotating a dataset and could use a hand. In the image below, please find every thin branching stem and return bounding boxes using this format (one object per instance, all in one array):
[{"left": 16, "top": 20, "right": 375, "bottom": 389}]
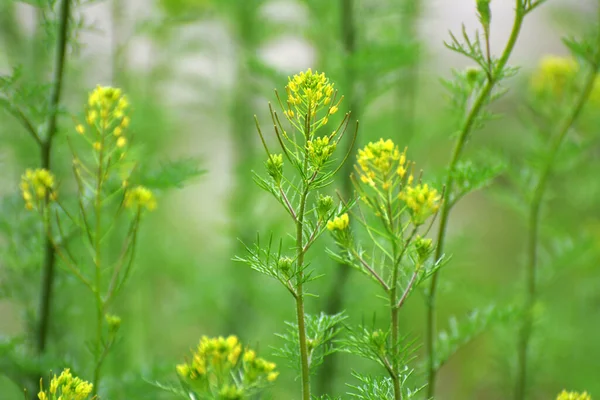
[
  {"left": 514, "top": 21, "right": 600, "bottom": 400},
  {"left": 425, "top": 1, "right": 527, "bottom": 396}
]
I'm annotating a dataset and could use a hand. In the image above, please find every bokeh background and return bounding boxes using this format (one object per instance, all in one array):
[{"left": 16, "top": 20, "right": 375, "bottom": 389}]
[{"left": 1, "top": 0, "right": 599, "bottom": 399}]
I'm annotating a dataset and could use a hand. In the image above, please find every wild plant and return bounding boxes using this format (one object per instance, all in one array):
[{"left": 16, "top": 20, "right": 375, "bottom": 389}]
[{"left": 236, "top": 68, "right": 356, "bottom": 400}]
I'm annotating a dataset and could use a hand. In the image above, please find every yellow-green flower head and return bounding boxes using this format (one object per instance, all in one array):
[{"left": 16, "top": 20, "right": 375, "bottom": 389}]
[
  {"left": 124, "top": 186, "right": 157, "bottom": 211},
  {"left": 400, "top": 183, "right": 441, "bottom": 225},
  {"left": 21, "top": 168, "right": 57, "bottom": 210},
  {"left": 286, "top": 69, "right": 335, "bottom": 115},
  {"left": 219, "top": 384, "right": 245, "bottom": 400},
  {"left": 178, "top": 336, "right": 277, "bottom": 391},
  {"left": 357, "top": 139, "right": 407, "bottom": 189},
  {"left": 105, "top": 313, "right": 121, "bottom": 332},
  {"left": 85, "top": 85, "right": 130, "bottom": 133},
  {"left": 415, "top": 235, "right": 434, "bottom": 262},
  {"left": 327, "top": 213, "right": 349, "bottom": 231},
  {"left": 557, "top": 391, "right": 592, "bottom": 400},
  {"left": 266, "top": 154, "right": 284, "bottom": 184},
  {"left": 38, "top": 368, "right": 93, "bottom": 400},
  {"left": 531, "top": 55, "right": 578, "bottom": 97},
  {"left": 307, "top": 136, "right": 336, "bottom": 168}
]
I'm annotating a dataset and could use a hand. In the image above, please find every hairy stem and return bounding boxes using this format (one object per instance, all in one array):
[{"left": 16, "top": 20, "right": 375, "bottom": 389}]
[
  {"left": 514, "top": 31, "right": 600, "bottom": 400},
  {"left": 425, "top": 2, "right": 526, "bottom": 397},
  {"left": 296, "top": 186, "right": 311, "bottom": 400},
  {"left": 319, "top": 0, "right": 358, "bottom": 394},
  {"left": 36, "top": 0, "right": 71, "bottom": 356}
]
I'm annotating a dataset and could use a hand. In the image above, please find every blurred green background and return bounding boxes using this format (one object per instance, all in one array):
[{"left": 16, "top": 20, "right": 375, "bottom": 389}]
[{"left": 1, "top": 0, "right": 599, "bottom": 399}]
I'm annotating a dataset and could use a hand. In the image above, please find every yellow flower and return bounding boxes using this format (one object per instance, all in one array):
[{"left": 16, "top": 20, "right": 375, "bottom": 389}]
[
  {"left": 21, "top": 168, "right": 57, "bottom": 210},
  {"left": 400, "top": 183, "right": 441, "bottom": 225},
  {"left": 327, "top": 213, "right": 349, "bottom": 231},
  {"left": 556, "top": 391, "right": 592, "bottom": 400},
  {"left": 93, "top": 142, "right": 102, "bottom": 151},
  {"left": 117, "top": 137, "right": 127, "bottom": 148},
  {"left": 75, "top": 124, "right": 85, "bottom": 134},
  {"left": 356, "top": 139, "right": 407, "bottom": 190},
  {"left": 124, "top": 186, "right": 157, "bottom": 211},
  {"left": 267, "top": 371, "right": 279, "bottom": 382},
  {"left": 531, "top": 55, "right": 578, "bottom": 97},
  {"left": 286, "top": 69, "right": 336, "bottom": 117},
  {"left": 38, "top": 368, "right": 93, "bottom": 400}
]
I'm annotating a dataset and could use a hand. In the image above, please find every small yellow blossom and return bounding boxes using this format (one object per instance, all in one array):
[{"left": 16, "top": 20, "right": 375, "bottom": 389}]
[
  {"left": 286, "top": 69, "right": 336, "bottom": 119},
  {"left": 113, "top": 126, "right": 122, "bottom": 136},
  {"left": 21, "top": 169, "right": 57, "bottom": 210},
  {"left": 75, "top": 124, "right": 85, "bottom": 134},
  {"left": 356, "top": 139, "right": 407, "bottom": 190},
  {"left": 307, "top": 136, "right": 336, "bottom": 168},
  {"left": 400, "top": 183, "right": 441, "bottom": 225},
  {"left": 327, "top": 213, "right": 349, "bottom": 231},
  {"left": 117, "top": 137, "right": 127, "bottom": 148},
  {"left": 93, "top": 142, "right": 102, "bottom": 151},
  {"left": 124, "top": 186, "right": 157, "bottom": 211},
  {"left": 531, "top": 55, "right": 578, "bottom": 97},
  {"left": 121, "top": 116, "right": 131, "bottom": 128},
  {"left": 556, "top": 391, "right": 592, "bottom": 400},
  {"left": 38, "top": 368, "right": 93, "bottom": 400}
]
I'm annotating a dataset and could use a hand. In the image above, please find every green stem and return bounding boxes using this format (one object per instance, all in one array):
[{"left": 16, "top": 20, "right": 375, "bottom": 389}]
[
  {"left": 425, "top": 2, "right": 526, "bottom": 397},
  {"left": 318, "top": 0, "right": 357, "bottom": 394},
  {"left": 390, "top": 239, "right": 402, "bottom": 400},
  {"left": 92, "top": 113, "right": 107, "bottom": 397},
  {"left": 514, "top": 38, "right": 600, "bottom": 400},
  {"left": 36, "top": 0, "right": 71, "bottom": 356},
  {"left": 296, "top": 186, "right": 311, "bottom": 400}
]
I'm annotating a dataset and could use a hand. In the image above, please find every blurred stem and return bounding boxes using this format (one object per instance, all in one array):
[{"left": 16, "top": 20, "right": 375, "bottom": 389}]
[
  {"left": 111, "top": 0, "right": 124, "bottom": 85},
  {"left": 398, "top": 0, "right": 422, "bottom": 142},
  {"left": 225, "top": 1, "right": 258, "bottom": 336},
  {"left": 318, "top": 0, "right": 357, "bottom": 394},
  {"left": 36, "top": 0, "right": 71, "bottom": 356},
  {"left": 295, "top": 186, "right": 311, "bottom": 400},
  {"left": 390, "top": 239, "right": 402, "bottom": 400},
  {"left": 425, "top": 2, "right": 526, "bottom": 397},
  {"left": 514, "top": 28, "right": 600, "bottom": 400},
  {"left": 92, "top": 117, "right": 107, "bottom": 397},
  {"left": 0, "top": 2, "right": 22, "bottom": 63}
]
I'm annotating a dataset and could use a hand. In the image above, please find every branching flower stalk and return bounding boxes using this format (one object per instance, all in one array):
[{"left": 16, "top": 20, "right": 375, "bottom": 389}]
[
  {"left": 425, "top": 1, "right": 542, "bottom": 396},
  {"left": 21, "top": 86, "right": 156, "bottom": 397},
  {"left": 330, "top": 140, "right": 442, "bottom": 400},
  {"left": 515, "top": 20, "right": 600, "bottom": 399},
  {"left": 238, "top": 69, "right": 356, "bottom": 400}
]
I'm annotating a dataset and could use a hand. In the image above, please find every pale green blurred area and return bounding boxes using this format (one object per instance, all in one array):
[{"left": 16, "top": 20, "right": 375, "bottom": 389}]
[{"left": 1, "top": 0, "right": 600, "bottom": 399}]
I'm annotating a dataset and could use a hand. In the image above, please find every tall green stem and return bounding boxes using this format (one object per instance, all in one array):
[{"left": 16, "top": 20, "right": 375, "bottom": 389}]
[
  {"left": 390, "top": 240, "right": 401, "bottom": 400},
  {"left": 36, "top": 0, "right": 71, "bottom": 355},
  {"left": 425, "top": 2, "right": 526, "bottom": 397},
  {"left": 514, "top": 34, "right": 600, "bottom": 400},
  {"left": 92, "top": 115, "right": 107, "bottom": 396},
  {"left": 295, "top": 186, "right": 311, "bottom": 400},
  {"left": 318, "top": 0, "right": 358, "bottom": 394}
]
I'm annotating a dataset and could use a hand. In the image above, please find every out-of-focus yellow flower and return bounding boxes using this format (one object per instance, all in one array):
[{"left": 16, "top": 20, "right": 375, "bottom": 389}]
[
  {"left": 38, "top": 368, "right": 93, "bottom": 400},
  {"left": 21, "top": 168, "right": 57, "bottom": 210},
  {"left": 531, "top": 55, "right": 578, "bottom": 97},
  {"left": 124, "top": 186, "right": 157, "bottom": 211},
  {"left": 400, "top": 183, "right": 441, "bottom": 225},
  {"left": 556, "top": 390, "right": 592, "bottom": 400},
  {"left": 327, "top": 213, "right": 349, "bottom": 231}
]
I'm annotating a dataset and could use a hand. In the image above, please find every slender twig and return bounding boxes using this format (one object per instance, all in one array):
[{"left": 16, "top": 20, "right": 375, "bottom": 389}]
[
  {"left": 36, "top": 0, "right": 71, "bottom": 358},
  {"left": 514, "top": 24, "right": 600, "bottom": 400},
  {"left": 350, "top": 248, "right": 390, "bottom": 291},
  {"left": 425, "top": 2, "right": 527, "bottom": 397}
]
